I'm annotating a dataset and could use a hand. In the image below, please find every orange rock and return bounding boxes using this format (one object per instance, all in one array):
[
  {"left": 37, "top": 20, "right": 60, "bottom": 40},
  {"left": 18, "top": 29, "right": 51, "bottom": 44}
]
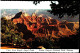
[{"left": 12, "top": 12, "right": 77, "bottom": 38}]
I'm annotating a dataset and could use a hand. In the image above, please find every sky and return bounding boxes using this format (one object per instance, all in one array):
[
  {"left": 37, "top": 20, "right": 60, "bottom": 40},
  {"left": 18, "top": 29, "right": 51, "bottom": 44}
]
[{"left": 1, "top": 9, "right": 79, "bottom": 22}]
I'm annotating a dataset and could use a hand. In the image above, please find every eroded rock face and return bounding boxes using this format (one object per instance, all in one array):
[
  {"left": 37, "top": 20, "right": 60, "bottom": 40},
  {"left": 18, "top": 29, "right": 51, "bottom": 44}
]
[{"left": 12, "top": 12, "right": 78, "bottom": 39}]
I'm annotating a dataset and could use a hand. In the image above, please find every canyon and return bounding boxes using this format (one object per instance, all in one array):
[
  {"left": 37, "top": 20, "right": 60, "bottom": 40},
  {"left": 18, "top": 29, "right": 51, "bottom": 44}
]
[{"left": 12, "top": 12, "right": 79, "bottom": 40}]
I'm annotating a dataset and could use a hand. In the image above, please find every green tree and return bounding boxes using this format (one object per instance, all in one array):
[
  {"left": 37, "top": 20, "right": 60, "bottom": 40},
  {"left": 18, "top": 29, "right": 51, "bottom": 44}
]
[{"left": 1, "top": 17, "right": 25, "bottom": 47}]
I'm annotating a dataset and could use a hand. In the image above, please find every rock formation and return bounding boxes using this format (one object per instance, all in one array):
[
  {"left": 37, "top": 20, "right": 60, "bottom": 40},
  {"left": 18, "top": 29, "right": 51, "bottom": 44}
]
[{"left": 12, "top": 12, "right": 78, "bottom": 39}]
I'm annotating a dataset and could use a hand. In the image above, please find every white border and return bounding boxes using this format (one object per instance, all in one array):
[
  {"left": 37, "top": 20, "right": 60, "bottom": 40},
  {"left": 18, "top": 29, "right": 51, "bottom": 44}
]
[
  {"left": 0, "top": 49, "right": 79, "bottom": 52},
  {"left": 0, "top": 9, "right": 1, "bottom": 47},
  {"left": 0, "top": 1, "right": 52, "bottom": 9}
]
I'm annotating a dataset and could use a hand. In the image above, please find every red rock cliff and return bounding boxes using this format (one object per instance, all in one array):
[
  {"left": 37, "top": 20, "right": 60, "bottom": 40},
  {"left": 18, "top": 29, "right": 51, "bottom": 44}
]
[{"left": 12, "top": 12, "right": 77, "bottom": 38}]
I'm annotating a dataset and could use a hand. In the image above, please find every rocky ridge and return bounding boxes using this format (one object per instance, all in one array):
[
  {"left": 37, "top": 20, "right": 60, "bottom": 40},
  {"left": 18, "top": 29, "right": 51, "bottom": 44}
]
[{"left": 12, "top": 12, "right": 78, "bottom": 39}]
